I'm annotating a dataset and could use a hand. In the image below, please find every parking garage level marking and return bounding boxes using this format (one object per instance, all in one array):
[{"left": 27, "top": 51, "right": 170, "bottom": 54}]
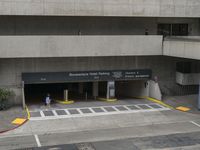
[{"left": 29, "top": 103, "right": 170, "bottom": 121}]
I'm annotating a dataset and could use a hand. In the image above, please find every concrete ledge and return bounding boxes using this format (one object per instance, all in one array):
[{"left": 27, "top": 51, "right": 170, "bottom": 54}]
[
  {"left": 0, "top": 0, "right": 200, "bottom": 17},
  {"left": 0, "top": 35, "right": 163, "bottom": 58},
  {"left": 163, "top": 37, "right": 200, "bottom": 60}
]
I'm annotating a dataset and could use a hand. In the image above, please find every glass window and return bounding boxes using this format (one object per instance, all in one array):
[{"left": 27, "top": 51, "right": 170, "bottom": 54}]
[{"left": 157, "top": 23, "right": 188, "bottom": 36}]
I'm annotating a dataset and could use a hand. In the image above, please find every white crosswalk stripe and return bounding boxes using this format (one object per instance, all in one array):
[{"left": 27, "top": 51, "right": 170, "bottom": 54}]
[{"left": 30, "top": 103, "right": 170, "bottom": 121}]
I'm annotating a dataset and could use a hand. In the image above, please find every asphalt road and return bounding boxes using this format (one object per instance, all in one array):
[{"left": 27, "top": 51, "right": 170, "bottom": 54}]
[
  {"left": 14, "top": 131, "right": 200, "bottom": 150},
  {"left": 1, "top": 99, "right": 200, "bottom": 150},
  {"left": 0, "top": 120, "right": 200, "bottom": 150}
]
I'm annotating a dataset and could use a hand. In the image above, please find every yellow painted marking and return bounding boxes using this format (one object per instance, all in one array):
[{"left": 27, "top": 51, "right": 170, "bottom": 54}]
[
  {"left": 56, "top": 100, "right": 74, "bottom": 104},
  {"left": 12, "top": 118, "right": 27, "bottom": 125},
  {"left": 137, "top": 96, "right": 174, "bottom": 109},
  {"left": 97, "top": 97, "right": 117, "bottom": 102},
  {"left": 176, "top": 106, "right": 190, "bottom": 112},
  {"left": 25, "top": 105, "right": 30, "bottom": 119}
]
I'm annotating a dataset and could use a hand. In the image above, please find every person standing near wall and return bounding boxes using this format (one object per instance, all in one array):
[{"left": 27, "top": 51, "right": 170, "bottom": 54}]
[{"left": 45, "top": 93, "right": 51, "bottom": 108}]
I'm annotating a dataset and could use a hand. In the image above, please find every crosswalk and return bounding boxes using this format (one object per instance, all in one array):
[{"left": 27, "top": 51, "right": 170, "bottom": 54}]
[{"left": 29, "top": 103, "right": 170, "bottom": 120}]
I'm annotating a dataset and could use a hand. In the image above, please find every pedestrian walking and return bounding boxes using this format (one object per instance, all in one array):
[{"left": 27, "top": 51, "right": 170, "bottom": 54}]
[{"left": 45, "top": 93, "right": 51, "bottom": 108}]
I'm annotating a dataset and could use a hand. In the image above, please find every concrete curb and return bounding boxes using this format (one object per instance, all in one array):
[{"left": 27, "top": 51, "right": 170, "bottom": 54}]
[
  {"left": 56, "top": 100, "right": 74, "bottom": 105},
  {"left": 97, "top": 97, "right": 118, "bottom": 102},
  {"left": 135, "top": 96, "right": 175, "bottom": 110}
]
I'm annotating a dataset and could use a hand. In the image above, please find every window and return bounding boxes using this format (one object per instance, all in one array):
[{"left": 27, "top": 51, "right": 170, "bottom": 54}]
[{"left": 157, "top": 24, "right": 188, "bottom": 36}]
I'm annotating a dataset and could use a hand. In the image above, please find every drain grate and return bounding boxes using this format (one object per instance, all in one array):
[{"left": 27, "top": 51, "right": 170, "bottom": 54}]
[
  {"left": 115, "top": 106, "right": 128, "bottom": 111},
  {"left": 126, "top": 105, "right": 140, "bottom": 110},
  {"left": 56, "top": 110, "right": 67, "bottom": 115},
  {"left": 148, "top": 104, "right": 162, "bottom": 109},
  {"left": 92, "top": 107, "right": 105, "bottom": 113},
  {"left": 30, "top": 111, "right": 41, "bottom": 117},
  {"left": 80, "top": 108, "right": 92, "bottom": 114},
  {"left": 43, "top": 111, "right": 54, "bottom": 116},
  {"left": 103, "top": 107, "right": 116, "bottom": 112},
  {"left": 76, "top": 143, "right": 96, "bottom": 150},
  {"left": 68, "top": 109, "right": 80, "bottom": 115},
  {"left": 137, "top": 105, "right": 151, "bottom": 109}
]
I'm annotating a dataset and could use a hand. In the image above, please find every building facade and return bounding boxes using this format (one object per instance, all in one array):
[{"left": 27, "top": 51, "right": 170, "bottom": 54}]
[{"left": 0, "top": 0, "right": 200, "bottom": 105}]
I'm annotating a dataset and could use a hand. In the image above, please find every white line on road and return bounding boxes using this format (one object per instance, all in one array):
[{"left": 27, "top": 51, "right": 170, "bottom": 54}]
[
  {"left": 40, "top": 111, "right": 45, "bottom": 117},
  {"left": 34, "top": 134, "right": 41, "bottom": 147},
  {"left": 190, "top": 121, "right": 200, "bottom": 128}
]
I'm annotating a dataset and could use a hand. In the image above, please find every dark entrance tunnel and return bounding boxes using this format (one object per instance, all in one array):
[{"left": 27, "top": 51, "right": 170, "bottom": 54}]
[
  {"left": 24, "top": 82, "right": 94, "bottom": 104},
  {"left": 24, "top": 80, "right": 149, "bottom": 105}
]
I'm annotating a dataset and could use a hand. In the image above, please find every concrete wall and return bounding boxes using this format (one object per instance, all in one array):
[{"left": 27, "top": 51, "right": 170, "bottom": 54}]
[
  {"left": 0, "top": 16, "right": 199, "bottom": 36},
  {"left": 1, "top": 0, "right": 200, "bottom": 17},
  {"left": 0, "top": 35, "right": 163, "bottom": 58},
  {"left": 0, "top": 56, "right": 185, "bottom": 104},
  {"left": 149, "top": 80, "right": 162, "bottom": 100},
  {"left": 163, "top": 37, "right": 200, "bottom": 60},
  {"left": 116, "top": 80, "right": 149, "bottom": 98}
]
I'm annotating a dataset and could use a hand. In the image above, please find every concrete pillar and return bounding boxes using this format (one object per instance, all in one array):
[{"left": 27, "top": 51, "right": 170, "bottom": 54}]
[
  {"left": 21, "top": 81, "right": 26, "bottom": 109},
  {"left": 198, "top": 83, "right": 200, "bottom": 110},
  {"left": 93, "top": 82, "right": 99, "bottom": 99},
  {"left": 64, "top": 89, "right": 68, "bottom": 100},
  {"left": 107, "top": 81, "right": 115, "bottom": 99},
  {"left": 79, "top": 82, "right": 84, "bottom": 94}
]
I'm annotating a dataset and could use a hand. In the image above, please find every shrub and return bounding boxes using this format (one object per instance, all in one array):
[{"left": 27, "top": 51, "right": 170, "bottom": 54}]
[{"left": 0, "top": 88, "right": 14, "bottom": 110}]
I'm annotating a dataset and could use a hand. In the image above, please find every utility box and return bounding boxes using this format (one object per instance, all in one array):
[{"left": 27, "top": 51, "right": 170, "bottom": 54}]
[{"left": 64, "top": 89, "right": 68, "bottom": 100}]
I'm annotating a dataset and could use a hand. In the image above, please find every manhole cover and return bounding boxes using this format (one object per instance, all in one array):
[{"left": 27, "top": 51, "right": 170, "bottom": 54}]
[{"left": 76, "top": 143, "right": 96, "bottom": 150}]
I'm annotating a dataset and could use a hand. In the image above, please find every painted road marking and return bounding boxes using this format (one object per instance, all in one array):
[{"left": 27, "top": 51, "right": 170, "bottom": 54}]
[
  {"left": 190, "top": 121, "right": 200, "bottom": 128},
  {"left": 34, "top": 134, "right": 41, "bottom": 147},
  {"left": 52, "top": 110, "right": 58, "bottom": 117},
  {"left": 29, "top": 103, "right": 170, "bottom": 121},
  {"left": 40, "top": 111, "right": 45, "bottom": 117}
]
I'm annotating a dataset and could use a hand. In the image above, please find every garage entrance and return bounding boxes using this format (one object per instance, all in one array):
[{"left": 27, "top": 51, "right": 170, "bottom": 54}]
[
  {"left": 24, "top": 82, "right": 95, "bottom": 105},
  {"left": 22, "top": 70, "right": 152, "bottom": 106}
]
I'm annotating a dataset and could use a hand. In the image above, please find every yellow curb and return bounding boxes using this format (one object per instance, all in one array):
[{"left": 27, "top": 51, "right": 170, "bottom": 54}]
[
  {"left": 25, "top": 105, "right": 30, "bottom": 120},
  {"left": 97, "top": 97, "right": 117, "bottom": 102},
  {"left": 12, "top": 118, "right": 27, "bottom": 125},
  {"left": 56, "top": 100, "right": 74, "bottom": 104},
  {"left": 176, "top": 106, "right": 190, "bottom": 112},
  {"left": 137, "top": 96, "right": 174, "bottom": 109}
]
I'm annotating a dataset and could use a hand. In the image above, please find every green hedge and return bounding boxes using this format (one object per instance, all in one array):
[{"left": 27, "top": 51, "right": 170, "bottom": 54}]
[{"left": 0, "top": 88, "right": 14, "bottom": 110}]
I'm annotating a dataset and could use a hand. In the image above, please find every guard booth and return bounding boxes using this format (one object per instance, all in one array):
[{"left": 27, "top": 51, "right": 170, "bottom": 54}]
[{"left": 21, "top": 69, "right": 152, "bottom": 106}]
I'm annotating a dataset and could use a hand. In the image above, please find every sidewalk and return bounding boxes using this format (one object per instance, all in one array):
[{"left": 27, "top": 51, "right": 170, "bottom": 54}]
[
  {"left": 0, "top": 106, "right": 27, "bottom": 133},
  {"left": 163, "top": 94, "right": 200, "bottom": 114}
]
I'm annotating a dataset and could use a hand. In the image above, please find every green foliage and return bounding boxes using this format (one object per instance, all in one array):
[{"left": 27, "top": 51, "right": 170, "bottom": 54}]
[{"left": 0, "top": 88, "right": 14, "bottom": 110}]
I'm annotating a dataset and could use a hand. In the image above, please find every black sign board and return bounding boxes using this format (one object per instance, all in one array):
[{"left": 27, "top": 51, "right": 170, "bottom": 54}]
[{"left": 22, "top": 69, "right": 152, "bottom": 84}]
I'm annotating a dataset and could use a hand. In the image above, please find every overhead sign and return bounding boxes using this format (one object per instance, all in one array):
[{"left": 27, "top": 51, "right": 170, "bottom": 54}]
[{"left": 22, "top": 69, "right": 152, "bottom": 84}]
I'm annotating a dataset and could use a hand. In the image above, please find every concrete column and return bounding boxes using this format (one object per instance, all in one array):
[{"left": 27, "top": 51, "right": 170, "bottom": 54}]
[
  {"left": 106, "top": 82, "right": 109, "bottom": 99},
  {"left": 21, "top": 81, "right": 25, "bottom": 109},
  {"left": 79, "top": 82, "right": 84, "bottom": 94},
  {"left": 198, "top": 83, "right": 200, "bottom": 110},
  {"left": 93, "top": 82, "right": 99, "bottom": 99},
  {"left": 107, "top": 81, "right": 115, "bottom": 99}
]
